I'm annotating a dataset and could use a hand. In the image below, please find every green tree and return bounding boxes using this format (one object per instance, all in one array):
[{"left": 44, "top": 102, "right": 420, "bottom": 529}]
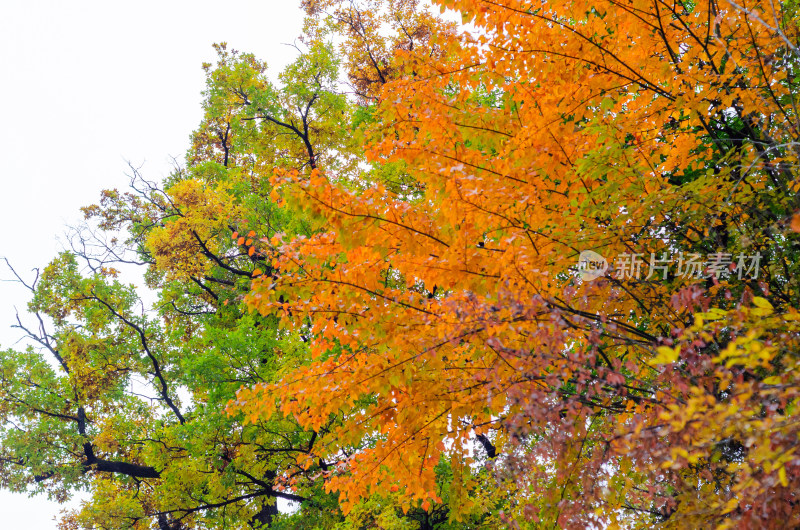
[{"left": 0, "top": 42, "right": 350, "bottom": 529}]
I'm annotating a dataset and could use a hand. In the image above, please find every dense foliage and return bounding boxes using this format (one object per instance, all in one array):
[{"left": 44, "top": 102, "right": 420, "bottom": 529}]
[{"left": 2, "top": 0, "right": 799, "bottom": 528}]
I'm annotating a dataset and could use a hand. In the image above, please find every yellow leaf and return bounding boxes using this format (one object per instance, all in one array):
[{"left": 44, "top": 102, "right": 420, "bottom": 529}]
[
  {"left": 721, "top": 497, "right": 739, "bottom": 514},
  {"left": 753, "top": 297, "right": 773, "bottom": 310},
  {"left": 650, "top": 346, "right": 680, "bottom": 365}
]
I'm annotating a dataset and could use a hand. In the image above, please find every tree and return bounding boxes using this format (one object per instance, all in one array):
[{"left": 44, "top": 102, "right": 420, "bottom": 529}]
[
  {"left": 2, "top": 34, "right": 495, "bottom": 528},
  {"left": 0, "top": 43, "right": 353, "bottom": 529},
  {"left": 232, "top": 0, "right": 800, "bottom": 527}
]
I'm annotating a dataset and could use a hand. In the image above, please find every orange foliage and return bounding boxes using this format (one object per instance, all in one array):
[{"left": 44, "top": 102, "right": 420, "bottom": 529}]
[{"left": 232, "top": 0, "right": 800, "bottom": 527}]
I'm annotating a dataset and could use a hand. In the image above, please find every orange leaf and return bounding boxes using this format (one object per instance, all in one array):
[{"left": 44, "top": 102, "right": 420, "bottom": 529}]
[
  {"left": 791, "top": 213, "right": 800, "bottom": 232},
  {"left": 237, "top": 237, "right": 245, "bottom": 245}
]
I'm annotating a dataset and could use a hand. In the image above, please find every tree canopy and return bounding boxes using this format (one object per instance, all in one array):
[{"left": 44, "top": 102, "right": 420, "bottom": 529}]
[{"left": 3, "top": 0, "right": 800, "bottom": 528}]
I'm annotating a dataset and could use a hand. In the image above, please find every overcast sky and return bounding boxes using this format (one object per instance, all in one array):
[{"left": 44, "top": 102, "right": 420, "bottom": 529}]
[{"left": 0, "top": 1, "right": 304, "bottom": 526}]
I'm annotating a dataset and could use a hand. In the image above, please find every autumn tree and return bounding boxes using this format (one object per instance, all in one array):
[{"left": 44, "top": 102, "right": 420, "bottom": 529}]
[{"left": 231, "top": 0, "right": 800, "bottom": 528}]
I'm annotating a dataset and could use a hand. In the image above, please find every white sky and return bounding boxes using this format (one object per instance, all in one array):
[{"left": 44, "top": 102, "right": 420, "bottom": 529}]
[{"left": 0, "top": 1, "right": 304, "bottom": 526}]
